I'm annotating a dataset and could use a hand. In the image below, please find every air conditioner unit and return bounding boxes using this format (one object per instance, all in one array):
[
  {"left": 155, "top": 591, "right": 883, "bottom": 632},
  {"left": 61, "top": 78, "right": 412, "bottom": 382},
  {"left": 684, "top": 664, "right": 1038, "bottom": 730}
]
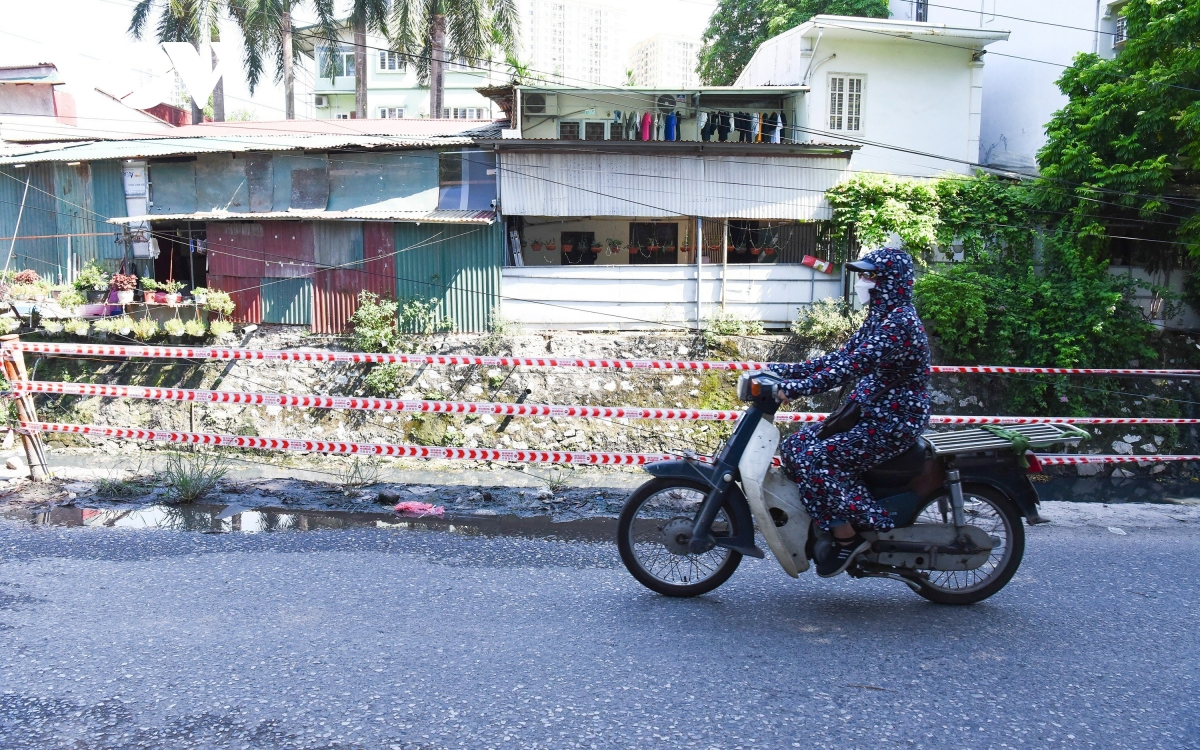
[
  {"left": 656, "top": 94, "right": 681, "bottom": 113},
  {"left": 522, "top": 92, "right": 557, "bottom": 116},
  {"left": 314, "top": 95, "right": 329, "bottom": 108}
]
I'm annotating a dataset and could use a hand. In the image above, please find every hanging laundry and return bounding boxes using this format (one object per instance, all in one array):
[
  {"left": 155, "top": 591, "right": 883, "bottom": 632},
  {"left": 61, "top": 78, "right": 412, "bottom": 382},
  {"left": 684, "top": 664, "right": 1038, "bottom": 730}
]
[
  {"left": 717, "top": 111, "right": 731, "bottom": 142},
  {"left": 641, "top": 111, "right": 652, "bottom": 141},
  {"left": 780, "top": 111, "right": 789, "bottom": 143},
  {"left": 665, "top": 111, "right": 678, "bottom": 141},
  {"left": 734, "top": 112, "right": 750, "bottom": 142}
]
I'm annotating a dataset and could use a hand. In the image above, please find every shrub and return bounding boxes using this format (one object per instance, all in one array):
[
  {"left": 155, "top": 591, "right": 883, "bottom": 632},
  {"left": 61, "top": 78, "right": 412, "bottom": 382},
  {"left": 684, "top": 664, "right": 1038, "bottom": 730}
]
[
  {"left": 790, "top": 298, "right": 865, "bottom": 352},
  {"left": 13, "top": 269, "right": 40, "bottom": 285},
  {"left": 203, "top": 291, "right": 235, "bottom": 317},
  {"left": 399, "top": 298, "right": 453, "bottom": 335},
  {"left": 349, "top": 292, "right": 399, "bottom": 353},
  {"left": 0, "top": 317, "right": 20, "bottom": 334},
  {"left": 57, "top": 289, "right": 85, "bottom": 308},
  {"left": 364, "top": 363, "right": 408, "bottom": 396}
]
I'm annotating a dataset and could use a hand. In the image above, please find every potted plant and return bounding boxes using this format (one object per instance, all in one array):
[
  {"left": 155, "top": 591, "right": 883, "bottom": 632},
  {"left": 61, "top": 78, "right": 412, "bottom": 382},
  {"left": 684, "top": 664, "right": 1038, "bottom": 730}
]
[
  {"left": 161, "top": 279, "right": 185, "bottom": 305},
  {"left": 665, "top": 245, "right": 677, "bottom": 255},
  {"left": 749, "top": 245, "right": 762, "bottom": 256},
  {"left": 530, "top": 240, "right": 543, "bottom": 252},
  {"left": 184, "top": 319, "right": 207, "bottom": 338},
  {"left": 203, "top": 291, "right": 235, "bottom": 318},
  {"left": 74, "top": 262, "right": 109, "bottom": 303},
  {"left": 63, "top": 318, "right": 89, "bottom": 337},
  {"left": 591, "top": 241, "right": 603, "bottom": 254},
  {"left": 190, "top": 286, "right": 210, "bottom": 306},
  {"left": 561, "top": 241, "right": 574, "bottom": 253},
  {"left": 764, "top": 245, "right": 777, "bottom": 256},
  {"left": 545, "top": 240, "right": 557, "bottom": 252},
  {"left": 648, "top": 243, "right": 660, "bottom": 254},
  {"left": 133, "top": 317, "right": 158, "bottom": 341},
  {"left": 164, "top": 318, "right": 186, "bottom": 338},
  {"left": 41, "top": 319, "right": 64, "bottom": 335},
  {"left": 605, "top": 238, "right": 622, "bottom": 256},
  {"left": 111, "top": 274, "right": 137, "bottom": 304},
  {"left": 210, "top": 319, "right": 234, "bottom": 338}
]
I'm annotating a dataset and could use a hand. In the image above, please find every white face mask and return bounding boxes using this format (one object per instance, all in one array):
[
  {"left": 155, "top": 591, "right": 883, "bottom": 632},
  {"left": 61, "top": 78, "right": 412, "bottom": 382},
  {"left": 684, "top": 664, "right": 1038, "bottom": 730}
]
[{"left": 855, "top": 277, "right": 876, "bottom": 303}]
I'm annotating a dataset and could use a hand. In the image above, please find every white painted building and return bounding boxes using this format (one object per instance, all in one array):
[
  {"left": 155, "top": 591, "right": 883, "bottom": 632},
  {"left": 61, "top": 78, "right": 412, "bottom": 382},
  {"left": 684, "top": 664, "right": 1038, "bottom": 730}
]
[
  {"left": 888, "top": 0, "right": 1126, "bottom": 171},
  {"left": 296, "top": 23, "right": 503, "bottom": 120},
  {"left": 630, "top": 35, "right": 702, "bottom": 88},
  {"left": 736, "top": 15, "right": 1009, "bottom": 176},
  {"left": 518, "top": 0, "right": 630, "bottom": 87}
]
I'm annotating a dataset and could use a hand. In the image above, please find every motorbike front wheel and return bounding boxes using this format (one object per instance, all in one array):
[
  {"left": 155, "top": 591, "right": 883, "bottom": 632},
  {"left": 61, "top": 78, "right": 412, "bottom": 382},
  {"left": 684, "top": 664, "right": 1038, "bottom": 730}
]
[{"left": 617, "top": 478, "right": 743, "bottom": 597}]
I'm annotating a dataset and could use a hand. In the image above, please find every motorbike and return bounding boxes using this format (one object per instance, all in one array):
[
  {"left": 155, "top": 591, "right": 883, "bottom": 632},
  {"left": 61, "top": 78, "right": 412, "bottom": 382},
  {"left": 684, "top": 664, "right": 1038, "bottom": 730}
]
[{"left": 617, "top": 370, "right": 1088, "bottom": 605}]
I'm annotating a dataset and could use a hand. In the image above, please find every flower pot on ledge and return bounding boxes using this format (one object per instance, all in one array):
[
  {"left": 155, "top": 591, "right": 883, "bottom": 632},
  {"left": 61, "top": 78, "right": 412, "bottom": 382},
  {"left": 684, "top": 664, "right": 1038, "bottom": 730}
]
[{"left": 116, "top": 290, "right": 134, "bottom": 304}]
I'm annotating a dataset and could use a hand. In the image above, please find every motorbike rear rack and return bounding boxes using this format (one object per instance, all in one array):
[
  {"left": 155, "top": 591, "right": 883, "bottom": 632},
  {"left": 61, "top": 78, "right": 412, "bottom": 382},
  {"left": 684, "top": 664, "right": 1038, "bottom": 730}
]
[{"left": 922, "top": 423, "right": 1089, "bottom": 456}]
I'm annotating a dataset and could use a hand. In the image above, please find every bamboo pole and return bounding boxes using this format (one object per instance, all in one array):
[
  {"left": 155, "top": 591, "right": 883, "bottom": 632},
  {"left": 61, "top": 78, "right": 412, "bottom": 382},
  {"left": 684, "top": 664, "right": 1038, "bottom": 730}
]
[{"left": 0, "top": 335, "right": 47, "bottom": 481}]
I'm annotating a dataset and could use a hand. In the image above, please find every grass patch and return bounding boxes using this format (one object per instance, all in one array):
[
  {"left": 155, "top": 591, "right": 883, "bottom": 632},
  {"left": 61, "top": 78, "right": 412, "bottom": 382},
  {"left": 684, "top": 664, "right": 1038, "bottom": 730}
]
[{"left": 160, "top": 451, "right": 230, "bottom": 504}]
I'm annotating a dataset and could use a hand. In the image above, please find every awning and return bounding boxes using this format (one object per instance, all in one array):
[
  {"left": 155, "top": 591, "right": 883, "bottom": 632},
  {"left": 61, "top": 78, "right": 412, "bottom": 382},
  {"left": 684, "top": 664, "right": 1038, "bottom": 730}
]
[{"left": 107, "top": 209, "right": 496, "bottom": 225}]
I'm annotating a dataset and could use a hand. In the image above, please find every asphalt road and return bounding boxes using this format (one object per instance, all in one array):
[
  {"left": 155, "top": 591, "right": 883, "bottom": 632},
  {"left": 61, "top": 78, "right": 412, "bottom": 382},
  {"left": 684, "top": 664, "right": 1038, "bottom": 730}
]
[{"left": 0, "top": 512, "right": 1196, "bottom": 749}]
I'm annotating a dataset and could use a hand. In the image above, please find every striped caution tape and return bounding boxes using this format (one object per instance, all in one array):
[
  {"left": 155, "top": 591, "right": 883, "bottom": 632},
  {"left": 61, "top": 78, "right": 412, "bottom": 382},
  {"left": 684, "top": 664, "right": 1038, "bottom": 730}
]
[
  {"left": 21, "top": 421, "right": 1197, "bottom": 466},
  {"left": 23, "top": 422, "right": 686, "bottom": 465},
  {"left": 11, "top": 380, "right": 1200, "bottom": 426},
  {"left": 6, "top": 341, "right": 1200, "bottom": 378}
]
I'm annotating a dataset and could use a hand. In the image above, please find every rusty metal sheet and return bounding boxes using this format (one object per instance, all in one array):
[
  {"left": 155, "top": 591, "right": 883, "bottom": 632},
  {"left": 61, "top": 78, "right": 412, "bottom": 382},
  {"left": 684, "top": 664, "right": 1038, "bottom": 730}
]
[
  {"left": 195, "top": 154, "right": 249, "bottom": 212},
  {"left": 262, "top": 220, "right": 315, "bottom": 278},
  {"left": 313, "top": 221, "right": 363, "bottom": 268},
  {"left": 312, "top": 266, "right": 393, "bottom": 334},
  {"left": 206, "top": 221, "right": 266, "bottom": 277},
  {"left": 206, "top": 274, "right": 262, "bottom": 323},
  {"left": 289, "top": 167, "right": 329, "bottom": 210},
  {"left": 363, "top": 222, "right": 396, "bottom": 281}
]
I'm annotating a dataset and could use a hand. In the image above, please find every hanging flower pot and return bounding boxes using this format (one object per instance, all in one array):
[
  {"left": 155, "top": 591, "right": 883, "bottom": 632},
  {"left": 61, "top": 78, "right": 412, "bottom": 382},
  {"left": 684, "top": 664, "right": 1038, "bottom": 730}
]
[
  {"left": 648, "top": 244, "right": 660, "bottom": 254},
  {"left": 750, "top": 246, "right": 762, "bottom": 256},
  {"left": 545, "top": 242, "right": 557, "bottom": 252},
  {"left": 708, "top": 245, "right": 721, "bottom": 254},
  {"left": 561, "top": 243, "right": 574, "bottom": 253},
  {"left": 764, "top": 246, "right": 777, "bottom": 256},
  {"left": 530, "top": 241, "right": 542, "bottom": 252},
  {"left": 591, "top": 243, "right": 602, "bottom": 254}
]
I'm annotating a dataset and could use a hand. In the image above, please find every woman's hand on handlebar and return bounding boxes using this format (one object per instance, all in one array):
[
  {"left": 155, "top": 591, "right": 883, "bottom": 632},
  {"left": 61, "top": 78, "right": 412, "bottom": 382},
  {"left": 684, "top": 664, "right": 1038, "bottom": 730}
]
[{"left": 775, "top": 387, "right": 789, "bottom": 404}]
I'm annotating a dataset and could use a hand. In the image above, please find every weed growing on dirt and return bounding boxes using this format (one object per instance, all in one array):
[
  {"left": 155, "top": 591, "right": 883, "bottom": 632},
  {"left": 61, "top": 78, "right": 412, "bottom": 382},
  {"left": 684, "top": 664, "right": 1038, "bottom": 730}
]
[
  {"left": 364, "top": 363, "right": 408, "bottom": 396},
  {"left": 479, "top": 309, "right": 518, "bottom": 355},
  {"left": 331, "top": 457, "right": 383, "bottom": 492},
  {"left": 160, "top": 451, "right": 229, "bottom": 503},
  {"left": 545, "top": 469, "right": 570, "bottom": 494}
]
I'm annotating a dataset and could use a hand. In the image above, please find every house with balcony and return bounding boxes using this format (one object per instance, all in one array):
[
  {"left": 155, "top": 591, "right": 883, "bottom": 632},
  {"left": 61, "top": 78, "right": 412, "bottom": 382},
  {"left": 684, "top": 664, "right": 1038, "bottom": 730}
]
[
  {"left": 296, "top": 22, "right": 505, "bottom": 121},
  {"left": 476, "top": 84, "right": 860, "bottom": 329}
]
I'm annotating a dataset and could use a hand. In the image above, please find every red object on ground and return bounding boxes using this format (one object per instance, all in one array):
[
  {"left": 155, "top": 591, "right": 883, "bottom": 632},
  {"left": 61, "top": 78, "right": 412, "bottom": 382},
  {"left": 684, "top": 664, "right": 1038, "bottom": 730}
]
[{"left": 394, "top": 501, "right": 445, "bottom": 517}]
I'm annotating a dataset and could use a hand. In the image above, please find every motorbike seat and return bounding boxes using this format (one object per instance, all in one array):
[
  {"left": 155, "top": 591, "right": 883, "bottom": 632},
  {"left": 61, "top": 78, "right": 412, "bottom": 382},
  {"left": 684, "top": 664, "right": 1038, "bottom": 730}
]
[{"left": 864, "top": 438, "right": 932, "bottom": 487}]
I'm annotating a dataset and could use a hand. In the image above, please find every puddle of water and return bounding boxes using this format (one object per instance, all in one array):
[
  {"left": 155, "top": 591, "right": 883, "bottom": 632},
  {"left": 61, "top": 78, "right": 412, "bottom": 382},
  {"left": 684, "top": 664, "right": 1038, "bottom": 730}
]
[{"left": 15, "top": 504, "right": 615, "bottom": 542}]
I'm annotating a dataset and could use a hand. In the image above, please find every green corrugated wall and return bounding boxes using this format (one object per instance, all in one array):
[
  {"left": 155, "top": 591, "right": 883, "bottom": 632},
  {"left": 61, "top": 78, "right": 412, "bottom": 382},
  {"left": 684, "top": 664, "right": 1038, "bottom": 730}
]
[
  {"left": 260, "top": 277, "right": 313, "bottom": 325},
  {"left": 393, "top": 221, "right": 503, "bottom": 333}
]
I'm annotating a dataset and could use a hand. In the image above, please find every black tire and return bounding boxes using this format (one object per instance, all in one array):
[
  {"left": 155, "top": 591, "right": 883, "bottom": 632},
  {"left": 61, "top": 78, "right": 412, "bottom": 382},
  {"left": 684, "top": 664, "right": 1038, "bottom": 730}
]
[
  {"left": 617, "top": 478, "right": 743, "bottom": 597},
  {"left": 911, "top": 484, "right": 1025, "bottom": 605}
]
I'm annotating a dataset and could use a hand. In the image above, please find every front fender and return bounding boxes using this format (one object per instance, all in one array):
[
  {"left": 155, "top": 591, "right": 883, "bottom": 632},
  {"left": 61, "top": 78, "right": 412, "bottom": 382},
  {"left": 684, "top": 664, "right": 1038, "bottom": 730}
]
[{"left": 644, "top": 459, "right": 716, "bottom": 489}]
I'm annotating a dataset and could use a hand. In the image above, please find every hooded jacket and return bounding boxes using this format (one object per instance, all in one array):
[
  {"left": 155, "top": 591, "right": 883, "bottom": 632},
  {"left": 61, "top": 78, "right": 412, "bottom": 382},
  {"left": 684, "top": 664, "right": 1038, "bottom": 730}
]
[{"left": 769, "top": 248, "right": 931, "bottom": 422}]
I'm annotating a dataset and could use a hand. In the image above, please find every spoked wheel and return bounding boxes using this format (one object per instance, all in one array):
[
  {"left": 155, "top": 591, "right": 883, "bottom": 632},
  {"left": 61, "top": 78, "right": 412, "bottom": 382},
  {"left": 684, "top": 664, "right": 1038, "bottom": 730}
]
[
  {"left": 617, "top": 478, "right": 743, "bottom": 597},
  {"left": 910, "top": 484, "right": 1025, "bottom": 605}
]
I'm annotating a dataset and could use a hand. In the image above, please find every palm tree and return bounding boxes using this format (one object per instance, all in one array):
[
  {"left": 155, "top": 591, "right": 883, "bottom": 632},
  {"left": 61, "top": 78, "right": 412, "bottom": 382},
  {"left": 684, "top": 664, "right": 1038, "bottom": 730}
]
[
  {"left": 390, "top": 0, "right": 518, "bottom": 119},
  {"left": 337, "top": 0, "right": 392, "bottom": 119},
  {"left": 229, "top": 0, "right": 339, "bottom": 119},
  {"left": 129, "top": 0, "right": 227, "bottom": 122}
]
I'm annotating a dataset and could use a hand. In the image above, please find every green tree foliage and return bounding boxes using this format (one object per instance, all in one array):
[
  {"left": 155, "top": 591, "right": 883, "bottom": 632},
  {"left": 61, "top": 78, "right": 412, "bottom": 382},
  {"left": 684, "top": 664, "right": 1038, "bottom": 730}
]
[
  {"left": 697, "top": 0, "right": 887, "bottom": 85},
  {"left": 1036, "top": 0, "right": 1200, "bottom": 262}
]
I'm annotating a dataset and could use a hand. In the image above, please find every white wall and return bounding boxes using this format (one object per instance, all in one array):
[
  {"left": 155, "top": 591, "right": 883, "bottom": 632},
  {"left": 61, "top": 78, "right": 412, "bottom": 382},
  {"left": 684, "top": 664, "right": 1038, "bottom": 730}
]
[
  {"left": 740, "top": 29, "right": 985, "bottom": 176},
  {"left": 502, "top": 264, "right": 844, "bottom": 329},
  {"left": 892, "top": 0, "right": 1105, "bottom": 170}
]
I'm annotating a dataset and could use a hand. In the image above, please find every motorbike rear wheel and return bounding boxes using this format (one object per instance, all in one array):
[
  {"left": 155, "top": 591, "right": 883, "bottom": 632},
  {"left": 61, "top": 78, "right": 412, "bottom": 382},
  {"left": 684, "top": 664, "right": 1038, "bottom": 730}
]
[
  {"left": 910, "top": 484, "right": 1025, "bottom": 605},
  {"left": 617, "top": 478, "right": 743, "bottom": 597}
]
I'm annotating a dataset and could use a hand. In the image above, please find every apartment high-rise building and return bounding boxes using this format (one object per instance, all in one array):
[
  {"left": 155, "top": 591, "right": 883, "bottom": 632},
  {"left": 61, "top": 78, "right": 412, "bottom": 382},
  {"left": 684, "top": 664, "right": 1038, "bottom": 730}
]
[
  {"left": 629, "top": 34, "right": 701, "bottom": 88},
  {"left": 519, "top": 0, "right": 630, "bottom": 87}
]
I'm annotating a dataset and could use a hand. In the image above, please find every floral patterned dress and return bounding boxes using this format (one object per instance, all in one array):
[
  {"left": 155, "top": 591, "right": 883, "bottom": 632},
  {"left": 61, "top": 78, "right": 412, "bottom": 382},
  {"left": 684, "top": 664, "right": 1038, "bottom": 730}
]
[{"left": 768, "top": 248, "right": 932, "bottom": 532}]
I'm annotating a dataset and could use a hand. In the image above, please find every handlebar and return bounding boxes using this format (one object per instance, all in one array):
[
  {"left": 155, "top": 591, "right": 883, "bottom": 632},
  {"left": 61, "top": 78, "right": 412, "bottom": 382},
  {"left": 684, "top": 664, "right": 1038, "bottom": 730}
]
[{"left": 736, "top": 371, "right": 785, "bottom": 413}]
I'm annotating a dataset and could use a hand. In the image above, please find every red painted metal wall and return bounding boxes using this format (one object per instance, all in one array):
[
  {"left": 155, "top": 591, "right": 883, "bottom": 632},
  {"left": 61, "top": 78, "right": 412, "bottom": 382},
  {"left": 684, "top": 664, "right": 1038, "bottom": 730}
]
[
  {"left": 207, "top": 222, "right": 266, "bottom": 277},
  {"left": 312, "top": 222, "right": 396, "bottom": 334},
  {"left": 262, "top": 220, "right": 315, "bottom": 278},
  {"left": 205, "top": 274, "right": 262, "bottom": 324}
]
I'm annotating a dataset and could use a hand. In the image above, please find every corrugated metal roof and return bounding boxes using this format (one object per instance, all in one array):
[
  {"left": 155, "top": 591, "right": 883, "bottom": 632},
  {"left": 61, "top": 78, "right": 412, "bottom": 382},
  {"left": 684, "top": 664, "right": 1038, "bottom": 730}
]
[
  {"left": 111, "top": 209, "right": 496, "bottom": 224},
  {"left": 498, "top": 152, "right": 849, "bottom": 220},
  {"left": 0, "top": 133, "right": 487, "bottom": 165}
]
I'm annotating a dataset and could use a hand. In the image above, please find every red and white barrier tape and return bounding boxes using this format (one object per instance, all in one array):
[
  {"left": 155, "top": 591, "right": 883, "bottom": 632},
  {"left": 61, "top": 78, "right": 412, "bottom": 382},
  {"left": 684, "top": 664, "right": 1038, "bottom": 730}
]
[
  {"left": 13, "top": 380, "right": 1200, "bottom": 426},
  {"left": 25, "top": 422, "right": 685, "bottom": 466},
  {"left": 6, "top": 341, "right": 1199, "bottom": 378},
  {"left": 22, "top": 421, "right": 1198, "bottom": 465}
]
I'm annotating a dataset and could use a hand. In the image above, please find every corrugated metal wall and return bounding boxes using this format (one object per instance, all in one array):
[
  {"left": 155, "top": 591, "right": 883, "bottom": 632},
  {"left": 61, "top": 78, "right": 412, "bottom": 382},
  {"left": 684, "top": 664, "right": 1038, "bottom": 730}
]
[
  {"left": 260, "top": 277, "right": 312, "bottom": 324},
  {"left": 0, "top": 165, "right": 57, "bottom": 278},
  {"left": 206, "top": 274, "right": 262, "bottom": 323},
  {"left": 207, "top": 222, "right": 266, "bottom": 276},
  {"left": 312, "top": 221, "right": 395, "bottom": 333},
  {"left": 90, "top": 160, "right": 129, "bottom": 262},
  {"left": 394, "top": 221, "right": 503, "bottom": 332},
  {"left": 262, "top": 220, "right": 314, "bottom": 277},
  {"left": 498, "top": 152, "right": 849, "bottom": 220}
]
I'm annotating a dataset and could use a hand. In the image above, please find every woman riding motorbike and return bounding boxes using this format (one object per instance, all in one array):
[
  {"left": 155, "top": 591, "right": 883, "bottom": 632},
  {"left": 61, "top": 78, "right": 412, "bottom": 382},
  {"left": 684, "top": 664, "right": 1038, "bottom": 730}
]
[{"left": 767, "top": 247, "right": 932, "bottom": 577}]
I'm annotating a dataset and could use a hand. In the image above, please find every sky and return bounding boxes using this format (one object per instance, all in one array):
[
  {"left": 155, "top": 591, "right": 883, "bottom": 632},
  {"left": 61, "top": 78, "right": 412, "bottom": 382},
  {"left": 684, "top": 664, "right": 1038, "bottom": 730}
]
[{"left": 0, "top": 0, "right": 718, "bottom": 122}]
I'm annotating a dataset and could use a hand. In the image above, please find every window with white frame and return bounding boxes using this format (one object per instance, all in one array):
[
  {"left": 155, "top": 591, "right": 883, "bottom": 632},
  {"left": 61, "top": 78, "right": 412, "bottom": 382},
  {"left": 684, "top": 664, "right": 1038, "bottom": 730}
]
[
  {"left": 1113, "top": 15, "right": 1128, "bottom": 47},
  {"left": 442, "top": 107, "right": 483, "bottom": 119},
  {"left": 379, "top": 107, "right": 405, "bottom": 119},
  {"left": 828, "top": 75, "right": 864, "bottom": 131},
  {"left": 378, "top": 50, "right": 406, "bottom": 71}
]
